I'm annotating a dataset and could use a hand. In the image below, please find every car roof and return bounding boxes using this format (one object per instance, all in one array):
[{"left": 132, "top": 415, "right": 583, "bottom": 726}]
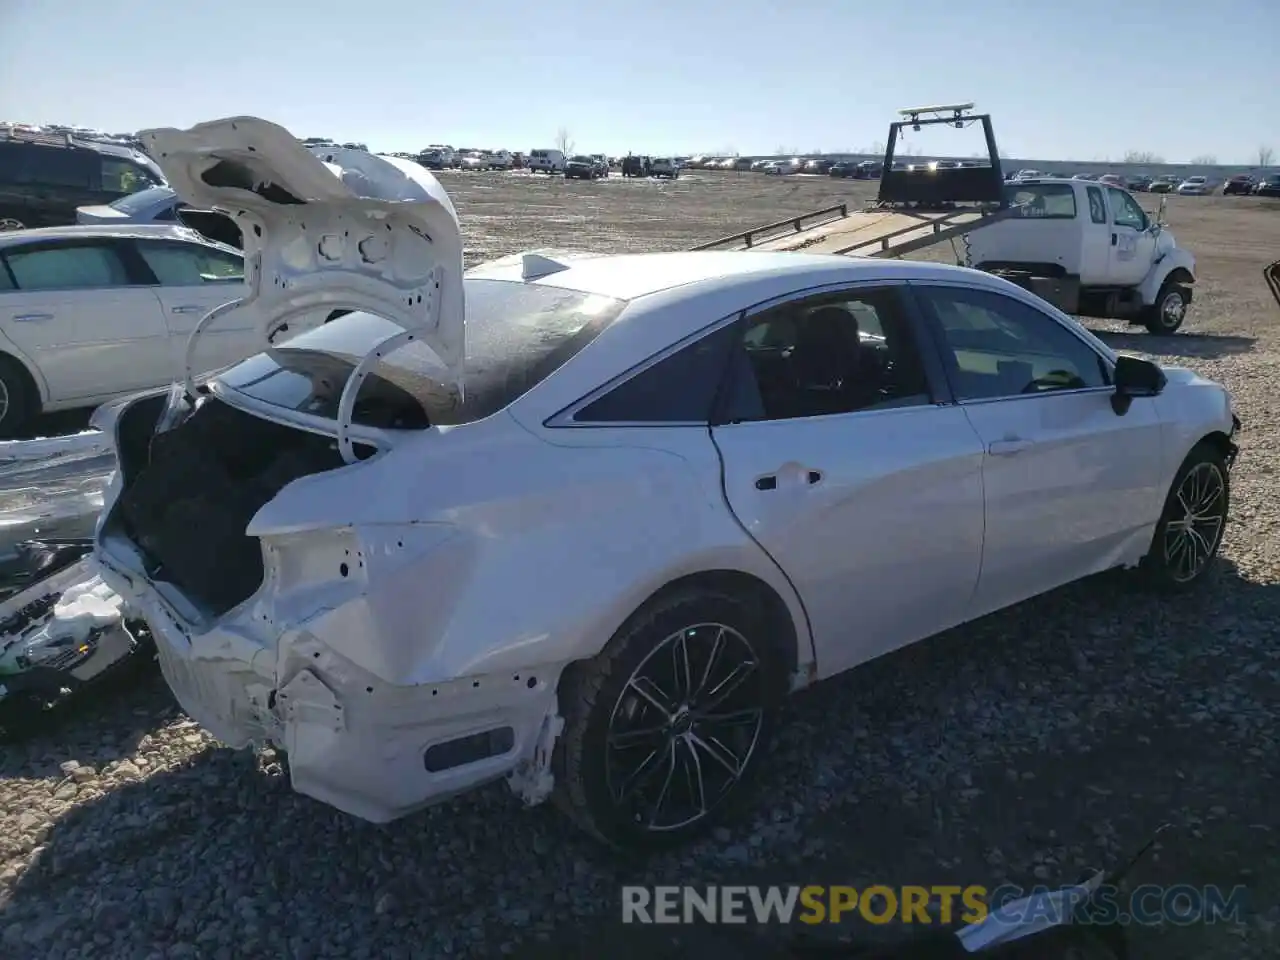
[
  {"left": 0, "top": 222, "right": 229, "bottom": 249},
  {"left": 468, "top": 249, "right": 989, "bottom": 302}
]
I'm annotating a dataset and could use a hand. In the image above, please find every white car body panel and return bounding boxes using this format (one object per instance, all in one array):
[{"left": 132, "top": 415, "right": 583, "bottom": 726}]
[{"left": 91, "top": 117, "right": 1239, "bottom": 830}]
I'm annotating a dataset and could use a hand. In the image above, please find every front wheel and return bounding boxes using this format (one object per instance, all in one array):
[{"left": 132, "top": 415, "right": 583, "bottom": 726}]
[
  {"left": 1141, "top": 444, "right": 1229, "bottom": 591},
  {"left": 1143, "top": 281, "right": 1190, "bottom": 334},
  {"left": 553, "top": 587, "right": 787, "bottom": 850}
]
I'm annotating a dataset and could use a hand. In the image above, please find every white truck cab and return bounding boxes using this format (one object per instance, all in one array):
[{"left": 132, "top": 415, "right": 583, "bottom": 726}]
[{"left": 963, "top": 178, "right": 1196, "bottom": 333}]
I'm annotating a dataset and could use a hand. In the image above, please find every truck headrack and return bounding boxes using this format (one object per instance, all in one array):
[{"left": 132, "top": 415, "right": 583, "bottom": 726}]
[{"left": 690, "top": 103, "right": 1010, "bottom": 260}]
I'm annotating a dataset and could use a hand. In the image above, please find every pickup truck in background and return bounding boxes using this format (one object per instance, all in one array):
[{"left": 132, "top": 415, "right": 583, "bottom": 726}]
[{"left": 964, "top": 178, "right": 1196, "bottom": 334}]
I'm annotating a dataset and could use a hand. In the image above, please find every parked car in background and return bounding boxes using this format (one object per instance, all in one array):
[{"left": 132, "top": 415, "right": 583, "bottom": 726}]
[
  {"left": 527, "top": 149, "right": 565, "bottom": 174},
  {"left": 1126, "top": 176, "right": 1152, "bottom": 192},
  {"left": 95, "top": 116, "right": 1241, "bottom": 852},
  {"left": 855, "top": 160, "right": 883, "bottom": 179},
  {"left": 589, "top": 154, "right": 609, "bottom": 177},
  {"left": 650, "top": 158, "right": 680, "bottom": 179},
  {"left": 1222, "top": 175, "right": 1256, "bottom": 196},
  {"left": 0, "top": 128, "right": 166, "bottom": 230},
  {"left": 1177, "top": 176, "right": 1210, "bottom": 195},
  {"left": 486, "top": 150, "right": 513, "bottom": 171},
  {"left": 1255, "top": 174, "right": 1280, "bottom": 198},
  {"left": 828, "top": 161, "right": 857, "bottom": 178},
  {"left": 1148, "top": 175, "right": 1180, "bottom": 194},
  {"left": 564, "top": 155, "right": 602, "bottom": 180},
  {"left": 459, "top": 152, "right": 487, "bottom": 171},
  {"left": 417, "top": 146, "right": 454, "bottom": 170},
  {"left": 804, "top": 158, "right": 835, "bottom": 174},
  {"left": 1098, "top": 174, "right": 1125, "bottom": 188},
  {"left": 76, "top": 185, "right": 186, "bottom": 225},
  {"left": 0, "top": 223, "right": 259, "bottom": 435}
]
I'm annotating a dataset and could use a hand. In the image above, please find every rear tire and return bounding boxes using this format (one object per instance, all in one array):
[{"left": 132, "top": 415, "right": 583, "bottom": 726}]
[
  {"left": 0, "top": 355, "right": 34, "bottom": 438},
  {"left": 1143, "top": 281, "right": 1190, "bottom": 334},
  {"left": 1140, "top": 443, "right": 1229, "bottom": 591},
  {"left": 553, "top": 587, "right": 788, "bottom": 851}
]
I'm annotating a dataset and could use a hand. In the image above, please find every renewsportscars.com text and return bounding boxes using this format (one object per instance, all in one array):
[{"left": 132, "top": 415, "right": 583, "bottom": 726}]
[{"left": 621, "top": 884, "right": 1248, "bottom": 926}]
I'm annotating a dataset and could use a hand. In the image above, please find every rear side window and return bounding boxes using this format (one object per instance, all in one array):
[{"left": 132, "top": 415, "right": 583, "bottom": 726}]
[
  {"left": 1005, "top": 182, "right": 1077, "bottom": 219},
  {"left": 574, "top": 322, "right": 739, "bottom": 423},
  {"left": 5, "top": 244, "right": 130, "bottom": 290},
  {"left": 30, "top": 149, "right": 96, "bottom": 188},
  {"left": 100, "top": 158, "right": 156, "bottom": 194},
  {"left": 135, "top": 240, "right": 243, "bottom": 285},
  {"left": 0, "top": 143, "right": 41, "bottom": 183},
  {"left": 1086, "top": 186, "right": 1106, "bottom": 224}
]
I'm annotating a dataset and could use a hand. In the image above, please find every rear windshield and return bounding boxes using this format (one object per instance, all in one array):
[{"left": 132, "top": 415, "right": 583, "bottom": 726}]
[
  {"left": 109, "top": 185, "right": 177, "bottom": 215},
  {"left": 1004, "top": 182, "right": 1077, "bottom": 219},
  {"left": 216, "top": 278, "right": 627, "bottom": 429}
]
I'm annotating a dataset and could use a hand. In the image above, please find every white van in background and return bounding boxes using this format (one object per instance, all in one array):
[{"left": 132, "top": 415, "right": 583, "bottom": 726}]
[{"left": 527, "top": 149, "right": 565, "bottom": 174}]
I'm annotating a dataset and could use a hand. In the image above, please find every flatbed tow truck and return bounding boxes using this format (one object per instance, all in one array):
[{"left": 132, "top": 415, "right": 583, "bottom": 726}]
[
  {"left": 694, "top": 103, "right": 1201, "bottom": 336},
  {"left": 693, "top": 103, "right": 1013, "bottom": 259}
]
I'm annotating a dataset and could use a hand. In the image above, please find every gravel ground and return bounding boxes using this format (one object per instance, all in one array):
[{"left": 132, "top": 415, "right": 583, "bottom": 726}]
[{"left": 1, "top": 171, "right": 1278, "bottom": 960}]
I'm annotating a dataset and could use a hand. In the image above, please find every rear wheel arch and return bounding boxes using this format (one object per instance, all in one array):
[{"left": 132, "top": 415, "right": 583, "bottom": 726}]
[
  {"left": 556, "top": 568, "right": 803, "bottom": 711},
  {"left": 0, "top": 350, "right": 43, "bottom": 433}
]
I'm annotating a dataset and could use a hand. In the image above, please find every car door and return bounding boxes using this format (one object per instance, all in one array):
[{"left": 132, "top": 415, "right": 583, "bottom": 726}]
[
  {"left": 0, "top": 238, "right": 171, "bottom": 402},
  {"left": 709, "top": 284, "right": 987, "bottom": 679},
  {"left": 1106, "top": 187, "right": 1157, "bottom": 286},
  {"left": 129, "top": 238, "right": 252, "bottom": 376},
  {"left": 910, "top": 281, "right": 1166, "bottom": 617}
]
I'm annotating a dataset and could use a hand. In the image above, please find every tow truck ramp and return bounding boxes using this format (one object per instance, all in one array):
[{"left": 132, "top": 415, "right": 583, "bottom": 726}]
[{"left": 693, "top": 103, "right": 1011, "bottom": 261}]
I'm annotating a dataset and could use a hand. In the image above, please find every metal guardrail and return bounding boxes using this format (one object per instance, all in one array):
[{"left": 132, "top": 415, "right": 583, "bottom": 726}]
[
  {"left": 691, "top": 202, "right": 849, "bottom": 251},
  {"left": 1267, "top": 259, "right": 1280, "bottom": 312}
]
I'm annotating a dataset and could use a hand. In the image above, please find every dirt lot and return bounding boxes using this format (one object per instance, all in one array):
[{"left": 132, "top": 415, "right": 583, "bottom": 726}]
[{"left": 1, "top": 169, "right": 1278, "bottom": 960}]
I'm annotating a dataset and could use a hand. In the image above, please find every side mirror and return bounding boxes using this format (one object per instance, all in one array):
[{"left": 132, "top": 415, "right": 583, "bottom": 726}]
[{"left": 1111, "top": 355, "right": 1166, "bottom": 415}]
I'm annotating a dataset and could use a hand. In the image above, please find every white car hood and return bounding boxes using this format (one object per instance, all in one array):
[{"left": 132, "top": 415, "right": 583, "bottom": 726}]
[{"left": 138, "top": 116, "right": 465, "bottom": 381}]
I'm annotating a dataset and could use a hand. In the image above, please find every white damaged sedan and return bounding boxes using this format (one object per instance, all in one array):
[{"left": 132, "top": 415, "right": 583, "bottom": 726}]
[{"left": 93, "top": 117, "right": 1240, "bottom": 850}]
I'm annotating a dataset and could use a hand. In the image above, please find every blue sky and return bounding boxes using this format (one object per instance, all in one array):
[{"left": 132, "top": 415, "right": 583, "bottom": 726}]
[{"left": 1, "top": 0, "right": 1275, "bottom": 164}]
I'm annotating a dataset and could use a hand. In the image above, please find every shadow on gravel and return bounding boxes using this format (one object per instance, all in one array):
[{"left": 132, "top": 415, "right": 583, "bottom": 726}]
[
  {"left": 0, "top": 661, "right": 173, "bottom": 778},
  {"left": 1, "top": 562, "right": 1276, "bottom": 960},
  {"left": 1090, "top": 330, "right": 1256, "bottom": 360}
]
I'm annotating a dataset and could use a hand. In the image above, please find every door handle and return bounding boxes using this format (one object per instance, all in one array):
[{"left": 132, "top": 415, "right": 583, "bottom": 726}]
[
  {"left": 754, "top": 475, "right": 778, "bottom": 491},
  {"left": 1111, "top": 233, "right": 1118, "bottom": 246},
  {"left": 13, "top": 313, "right": 53, "bottom": 322},
  {"left": 170, "top": 304, "right": 203, "bottom": 314},
  {"left": 988, "top": 438, "right": 1034, "bottom": 456},
  {"left": 806, "top": 469, "right": 823, "bottom": 485}
]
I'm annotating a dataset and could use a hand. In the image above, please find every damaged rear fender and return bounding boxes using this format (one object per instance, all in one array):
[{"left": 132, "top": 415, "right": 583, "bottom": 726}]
[{"left": 244, "top": 415, "right": 813, "bottom": 691}]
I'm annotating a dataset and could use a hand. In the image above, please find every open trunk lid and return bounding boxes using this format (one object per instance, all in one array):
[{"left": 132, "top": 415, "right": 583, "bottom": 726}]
[{"left": 139, "top": 116, "right": 466, "bottom": 391}]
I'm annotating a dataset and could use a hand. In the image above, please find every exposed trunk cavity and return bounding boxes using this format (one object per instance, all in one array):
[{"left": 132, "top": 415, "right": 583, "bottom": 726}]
[{"left": 112, "top": 397, "right": 354, "bottom": 618}]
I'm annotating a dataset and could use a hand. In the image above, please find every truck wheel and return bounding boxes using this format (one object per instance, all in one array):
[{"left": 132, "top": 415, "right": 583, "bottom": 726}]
[
  {"left": 1143, "top": 282, "right": 1189, "bottom": 334},
  {"left": 553, "top": 586, "right": 788, "bottom": 850}
]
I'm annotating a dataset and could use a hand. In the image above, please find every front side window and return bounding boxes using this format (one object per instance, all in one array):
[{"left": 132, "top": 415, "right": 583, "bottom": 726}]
[
  {"left": 915, "top": 285, "right": 1109, "bottom": 401},
  {"left": 1107, "top": 187, "right": 1147, "bottom": 230},
  {"left": 215, "top": 279, "right": 628, "bottom": 429},
  {"left": 100, "top": 158, "right": 157, "bottom": 194},
  {"left": 3, "top": 243, "right": 131, "bottom": 291},
  {"left": 725, "top": 286, "right": 931, "bottom": 422},
  {"left": 135, "top": 240, "right": 243, "bottom": 285}
]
